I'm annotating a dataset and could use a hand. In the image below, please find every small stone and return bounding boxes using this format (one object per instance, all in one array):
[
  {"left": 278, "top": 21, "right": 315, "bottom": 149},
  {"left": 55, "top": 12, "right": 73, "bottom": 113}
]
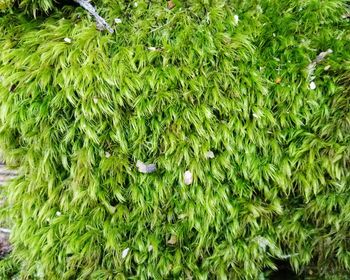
[
  {"left": 205, "top": 151, "right": 215, "bottom": 159},
  {"left": 184, "top": 170, "right": 193, "bottom": 185},
  {"left": 234, "top": 15, "right": 239, "bottom": 25},
  {"left": 63, "top": 38, "right": 72, "bottom": 43},
  {"left": 256, "top": 236, "right": 270, "bottom": 251},
  {"left": 309, "top": 81, "right": 316, "bottom": 90},
  {"left": 167, "top": 235, "right": 177, "bottom": 245},
  {"left": 105, "top": 152, "right": 111, "bottom": 158},
  {"left": 122, "top": 248, "right": 130, "bottom": 259},
  {"left": 114, "top": 18, "right": 122, "bottom": 24},
  {"left": 56, "top": 211, "right": 62, "bottom": 216},
  {"left": 136, "top": 160, "right": 157, "bottom": 174},
  {"left": 134, "top": 2, "right": 138, "bottom": 7}
]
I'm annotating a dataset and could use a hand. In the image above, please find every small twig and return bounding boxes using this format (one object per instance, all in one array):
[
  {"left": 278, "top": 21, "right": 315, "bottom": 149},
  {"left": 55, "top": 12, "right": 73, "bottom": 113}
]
[
  {"left": 307, "top": 49, "right": 333, "bottom": 80},
  {"left": 74, "top": 0, "right": 114, "bottom": 33},
  {"left": 0, "top": 228, "right": 11, "bottom": 234}
]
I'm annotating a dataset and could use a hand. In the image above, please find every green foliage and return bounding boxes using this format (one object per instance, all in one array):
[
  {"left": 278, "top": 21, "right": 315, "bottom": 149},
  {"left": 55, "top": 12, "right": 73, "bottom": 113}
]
[{"left": 0, "top": 0, "right": 349, "bottom": 278}]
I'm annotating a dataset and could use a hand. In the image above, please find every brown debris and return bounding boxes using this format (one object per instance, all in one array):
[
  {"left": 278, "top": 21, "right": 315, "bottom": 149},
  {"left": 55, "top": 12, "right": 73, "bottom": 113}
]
[
  {"left": 167, "top": 0, "right": 175, "bottom": 10},
  {"left": 167, "top": 235, "right": 177, "bottom": 245}
]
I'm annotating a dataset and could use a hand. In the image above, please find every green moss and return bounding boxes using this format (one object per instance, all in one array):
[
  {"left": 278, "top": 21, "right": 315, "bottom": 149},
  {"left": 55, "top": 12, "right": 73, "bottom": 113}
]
[{"left": 0, "top": 0, "right": 349, "bottom": 278}]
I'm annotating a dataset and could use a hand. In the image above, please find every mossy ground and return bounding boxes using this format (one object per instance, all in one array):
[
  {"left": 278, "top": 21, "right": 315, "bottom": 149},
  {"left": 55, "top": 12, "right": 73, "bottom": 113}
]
[{"left": 0, "top": 0, "right": 349, "bottom": 279}]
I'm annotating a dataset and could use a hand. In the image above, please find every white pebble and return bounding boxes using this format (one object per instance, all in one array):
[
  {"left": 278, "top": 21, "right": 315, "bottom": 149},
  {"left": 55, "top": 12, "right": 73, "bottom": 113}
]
[
  {"left": 136, "top": 160, "right": 157, "bottom": 173},
  {"left": 205, "top": 151, "right": 215, "bottom": 159},
  {"left": 184, "top": 170, "right": 193, "bottom": 185},
  {"left": 309, "top": 81, "right": 316, "bottom": 90},
  {"left": 234, "top": 15, "right": 239, "bottom": 24},
  {"left": 114, "top": 18, "right": 122, "bottom": 24},
  {"left": 256, "top": 236, "right": 270, "bottom": 251},
  {"left": 122, "top": 248, "right": 130, "bottom": 259},
  {"left": 63, "top": 38, "right": 72, "bottom": 43},
  {"left": 134, "top": 2, "right": 138, "bottom": 7},
  {"left": 56, "top": 211, "right": 62, "bottom": 216}
]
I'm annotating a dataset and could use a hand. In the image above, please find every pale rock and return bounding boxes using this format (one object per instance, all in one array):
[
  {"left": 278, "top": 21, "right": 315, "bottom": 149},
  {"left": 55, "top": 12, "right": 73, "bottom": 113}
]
[
  {"left": 309, "top": 81, "right": 316, "bottom": 90},
  {"left": 64, "top": 38, "right": 72, "bottom": 43},
  {"left": 136, "top": 160, "right": 157, "bottom": 174},
  {"left": 184, "top": 170, "right": 193, "bottom": 185},
  {"left": 122, "top": 248, "right": 130, "bottom": 259},
  {"left": 205, "top": 151, "right": 215, "bottom": 159}
]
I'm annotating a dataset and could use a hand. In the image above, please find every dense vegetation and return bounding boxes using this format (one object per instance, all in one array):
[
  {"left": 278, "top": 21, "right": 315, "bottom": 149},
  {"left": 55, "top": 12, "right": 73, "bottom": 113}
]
[{"left": 0, "top": 0, "right": 349, "bottom": 279}]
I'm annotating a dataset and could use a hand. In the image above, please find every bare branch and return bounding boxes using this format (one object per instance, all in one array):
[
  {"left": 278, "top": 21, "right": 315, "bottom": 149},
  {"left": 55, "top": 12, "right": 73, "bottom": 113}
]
[{"left": 74, "top": 0, "right": 114, "bottom": 34}]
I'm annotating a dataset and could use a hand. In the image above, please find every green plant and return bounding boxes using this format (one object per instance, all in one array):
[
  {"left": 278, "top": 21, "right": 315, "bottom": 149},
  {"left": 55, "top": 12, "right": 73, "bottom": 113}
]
[{"left": 0, "top": 0, "right": 349, "bottom": 279}]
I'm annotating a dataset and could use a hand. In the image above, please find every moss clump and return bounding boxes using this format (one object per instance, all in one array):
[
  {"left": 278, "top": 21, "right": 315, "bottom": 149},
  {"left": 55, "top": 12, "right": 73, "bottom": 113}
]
[{"left": 0, "top": 0, "right": 349, "bottom": 279}]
